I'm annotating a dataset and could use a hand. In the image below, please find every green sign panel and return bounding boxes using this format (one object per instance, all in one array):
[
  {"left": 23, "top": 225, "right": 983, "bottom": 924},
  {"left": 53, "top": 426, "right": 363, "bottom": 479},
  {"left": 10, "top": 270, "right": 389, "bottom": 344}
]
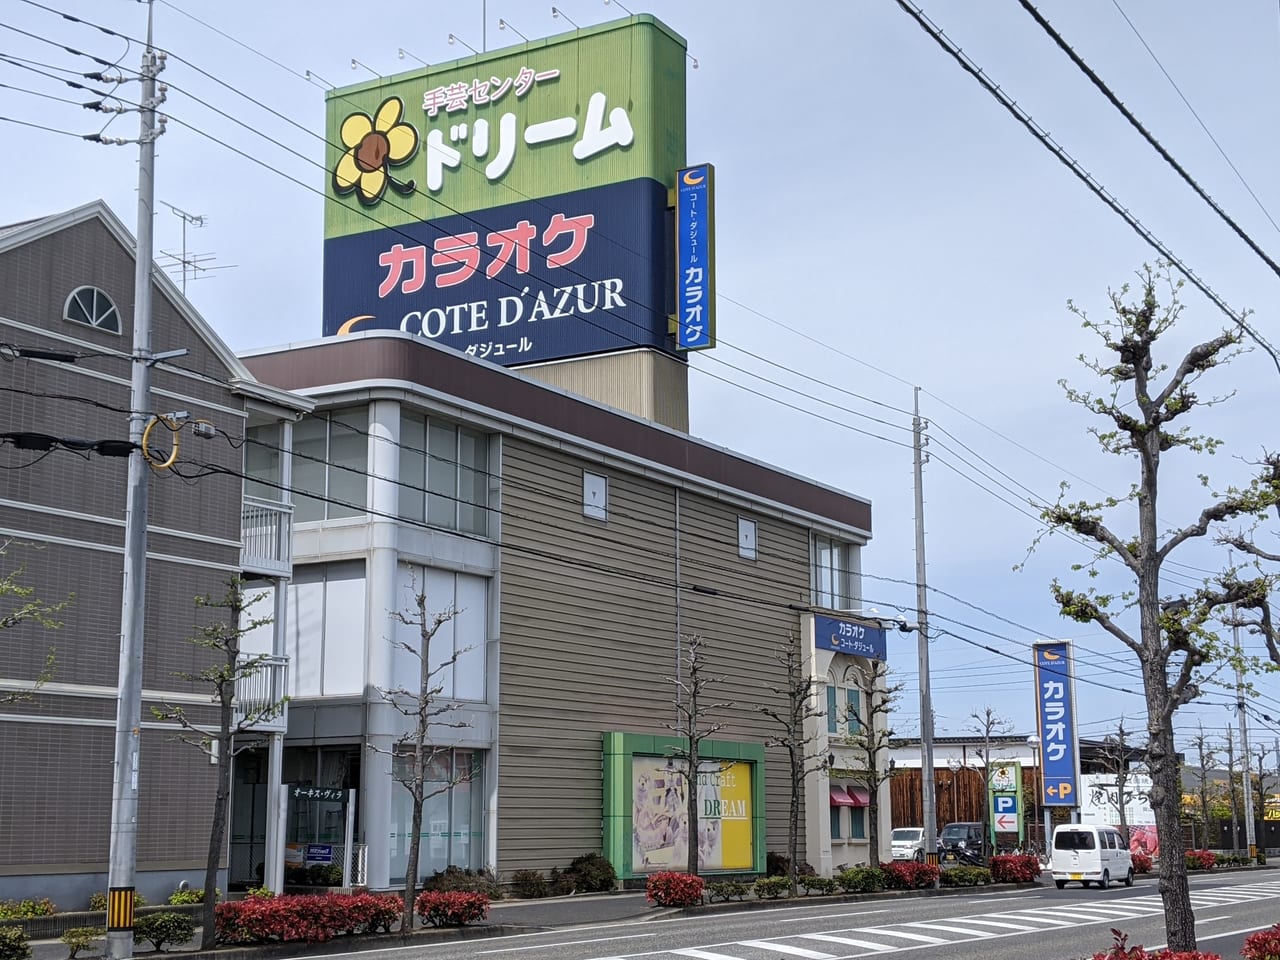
[{"left": 324, "top": 15, "right": 688, "bottom": 239}]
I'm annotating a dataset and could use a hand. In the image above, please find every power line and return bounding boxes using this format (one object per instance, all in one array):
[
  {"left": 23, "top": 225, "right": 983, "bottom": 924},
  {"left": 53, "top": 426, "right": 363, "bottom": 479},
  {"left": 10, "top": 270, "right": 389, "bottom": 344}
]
[
  {"left": 894, "top": 0, "right": 1280, "bottom": 375},
  {"left": 1109, "top": 0, "right": 1280, "bottom": 237},
  {"left": 1017, "top": 0, "right": 1280, "bottom": 284}
]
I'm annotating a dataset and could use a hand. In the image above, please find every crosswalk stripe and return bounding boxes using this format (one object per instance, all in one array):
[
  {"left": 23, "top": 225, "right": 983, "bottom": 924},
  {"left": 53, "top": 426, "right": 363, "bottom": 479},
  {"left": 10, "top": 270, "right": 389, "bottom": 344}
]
[
  {"left": 799, "top": 934, "right": 897, "bottom": 952},
  {"left": 858, "top": 929, "right": 951, "bottom": 944},
  {"left": 1010, "top": 908, "right": 1123, "bottom": 921},
  {"left": 899, "top": 922, "right": 995, "bottom": 937},
  {"left": 671, "top": 949, "right": 745, "bottom": 960},
  {"left": 736, "top": 941, "right": 837, "bottom": 958},
  {"left": 953, "top": 917, "right": 1040, "bottom": 931}
]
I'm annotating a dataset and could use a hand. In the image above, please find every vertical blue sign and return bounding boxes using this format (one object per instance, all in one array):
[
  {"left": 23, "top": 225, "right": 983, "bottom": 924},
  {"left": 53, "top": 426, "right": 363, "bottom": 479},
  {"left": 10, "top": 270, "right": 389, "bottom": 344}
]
[
  {"left": 675, "top": 163, "right": 716, "bottom": 351},
  {"left": 1033, "top": 640, "right": 1080, "bottom": 807}
]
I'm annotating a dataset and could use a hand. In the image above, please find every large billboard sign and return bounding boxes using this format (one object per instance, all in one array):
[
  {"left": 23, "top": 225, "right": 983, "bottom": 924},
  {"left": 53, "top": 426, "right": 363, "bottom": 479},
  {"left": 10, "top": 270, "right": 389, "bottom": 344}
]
[
  {"left": 1033, "top": 640, "right": 1080, "bottom": 807},
  {"left": 631, "top": 756, "right": 754, "bottom": 873},
  {"left": 322, "top": 17, "right": 689, "bottom": 366}
]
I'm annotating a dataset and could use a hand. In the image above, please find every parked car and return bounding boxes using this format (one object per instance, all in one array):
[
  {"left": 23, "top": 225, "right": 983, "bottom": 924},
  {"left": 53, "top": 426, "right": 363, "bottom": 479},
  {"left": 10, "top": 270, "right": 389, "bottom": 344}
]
[
  {"left": 1050, "top": 823, "right": 1133, "bottom": 889},
  {"left": 891, "top": 827, "right": 925, "bottom": 861},
  {"left": 939, "top": 821, "right": 987, "bottom": 865}
]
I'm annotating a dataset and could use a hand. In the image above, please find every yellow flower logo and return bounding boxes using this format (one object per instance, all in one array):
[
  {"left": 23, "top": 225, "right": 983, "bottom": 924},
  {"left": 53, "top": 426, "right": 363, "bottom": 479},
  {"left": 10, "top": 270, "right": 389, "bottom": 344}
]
[{"left": 333, "top": 97, "right": 418, "bottom": 205}]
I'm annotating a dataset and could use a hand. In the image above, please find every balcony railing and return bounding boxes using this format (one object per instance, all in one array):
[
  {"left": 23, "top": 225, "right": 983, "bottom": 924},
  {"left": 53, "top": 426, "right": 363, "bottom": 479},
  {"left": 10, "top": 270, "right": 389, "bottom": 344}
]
[
  {"left": 234, "top": 654, "right": 289, "bottom": 733},
  {"left": 242, "top": 496, "right": 292, "bottom": 576}
]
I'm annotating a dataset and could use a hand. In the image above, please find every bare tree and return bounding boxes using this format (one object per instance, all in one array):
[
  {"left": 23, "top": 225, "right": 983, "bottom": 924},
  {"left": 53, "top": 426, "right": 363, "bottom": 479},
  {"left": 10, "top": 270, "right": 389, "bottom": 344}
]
[
  {"left": 664, "top": 633, "right": 733, "bottom": 876},
  {"left": 967, "top": 706, "right": 1012, "bottom": 856},
  {"left": 1098, "top": 719, "right": 1138, "bottom": 845},
  {"left": 152, "top": 578, "right": 284, "bottom": 949},
  {"left": 843, "top": 659, "right": 902, "bottom": 867},
  {"left": 1253, "top": 742, "right": 1276, "bottom": 832},
  {"left": 757, "top": 630, "right": 826, "bottom": 897},
  {"left": 1041, "top": 265, "right": 1280, "bottom": 951},
  {"left": 371, "top": 582, "right": 473, "bottom": 933},
  {"left": 1225, "top": 728, "right": 1241, "bottom": 856},
  {"left": 1188, "top": 725, "right": 1219, "bottom": 850}
]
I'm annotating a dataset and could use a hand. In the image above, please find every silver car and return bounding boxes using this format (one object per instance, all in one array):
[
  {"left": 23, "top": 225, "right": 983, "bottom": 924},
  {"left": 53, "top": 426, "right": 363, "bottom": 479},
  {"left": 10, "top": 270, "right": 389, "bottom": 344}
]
[{"left": 891, "top": 826, "right": 925, "bottom": 861}]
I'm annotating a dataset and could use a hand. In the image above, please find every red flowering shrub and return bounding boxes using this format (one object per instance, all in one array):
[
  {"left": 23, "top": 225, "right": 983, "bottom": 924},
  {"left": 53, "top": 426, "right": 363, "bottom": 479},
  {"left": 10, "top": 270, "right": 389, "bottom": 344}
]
[
  {"left": 881, "top": 861, "right": 939, "bottom": 889},
  {"left": 1185, "top": 849, "right": 1216, "bottom": 871},
  {"left": 645, "top": 872, "right": 705, "bottom": 907},
  {"left": 1091, "top": 928, "right": 1222, "bottom": 960},
  {"left": 214, "top": 893, "right": 402, "bottom": 944},
  {"left": 1132, "top": 851, "right": 1153, "bottom": 874},
  {"left": 414, "top": 891, "right": 490, "bottom": 927},
  {"left": 989, "top": 854, "right": 1042, "bottom": 883},
  {"left": 1243, "top": 924, "right": 1280, "bottom": 960}
]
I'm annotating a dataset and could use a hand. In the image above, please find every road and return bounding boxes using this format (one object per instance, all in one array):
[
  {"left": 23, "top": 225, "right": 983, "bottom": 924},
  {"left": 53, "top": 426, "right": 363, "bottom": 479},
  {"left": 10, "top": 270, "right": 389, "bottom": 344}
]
[{"left": 305, "top": 872, "right": 1280, "bottom": 960}]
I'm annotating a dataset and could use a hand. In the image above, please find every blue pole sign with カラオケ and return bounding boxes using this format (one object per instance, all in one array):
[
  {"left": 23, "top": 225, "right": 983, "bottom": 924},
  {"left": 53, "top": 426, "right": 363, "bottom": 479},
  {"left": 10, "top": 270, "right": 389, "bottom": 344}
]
[
  {"left": 674, "top": 163, "right": 715, "bottom": 350},
  {"left": 1033, "top": 640, "right": 1080, "bottom": 807},
  {"left": 813, "top": 614, "right": 886, "bottom": 661}
]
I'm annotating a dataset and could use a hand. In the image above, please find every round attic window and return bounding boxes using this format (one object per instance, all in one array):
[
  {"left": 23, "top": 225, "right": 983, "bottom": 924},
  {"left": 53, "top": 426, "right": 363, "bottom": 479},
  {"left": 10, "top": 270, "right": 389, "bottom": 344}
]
[{"left": 64, "top": 286, "right": 121, "bottom": 334}]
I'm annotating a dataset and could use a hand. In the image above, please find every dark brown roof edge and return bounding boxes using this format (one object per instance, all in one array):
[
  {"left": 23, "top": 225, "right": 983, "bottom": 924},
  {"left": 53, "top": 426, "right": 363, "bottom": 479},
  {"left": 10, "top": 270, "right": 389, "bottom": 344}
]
[{"left": 240, "top": 334, "right": 872, "bottom": 535}]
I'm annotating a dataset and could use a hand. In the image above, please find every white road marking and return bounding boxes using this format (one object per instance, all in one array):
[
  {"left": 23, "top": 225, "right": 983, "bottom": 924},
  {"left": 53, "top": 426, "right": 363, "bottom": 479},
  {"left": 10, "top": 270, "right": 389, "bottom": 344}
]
[
  {"left": 736, "top": 941, "right": 837, "bottom": 958},
  {"left": 951, "top": 917, "right": 1040, "bottom": 931},
  {"left": 477, "top": 932, "right": 656, "bottom": 954},
  {"left": 798, "top": 933, "right": 897, "bottom": 952},
  {"left": 858, "top": 929, "right": 951, "bottom": 945},
  {"left": 670, "top": 949, "right": 744, "bottom": 960},
  {"left": 780, "top": 909, "right": 892, "bottom": 923}
]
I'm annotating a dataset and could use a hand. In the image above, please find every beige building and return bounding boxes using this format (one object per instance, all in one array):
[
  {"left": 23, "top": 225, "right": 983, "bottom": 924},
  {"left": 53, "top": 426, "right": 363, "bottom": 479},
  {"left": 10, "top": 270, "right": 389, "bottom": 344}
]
[{"left": 238, "top": 329, "right": 886, "bottom": 886}]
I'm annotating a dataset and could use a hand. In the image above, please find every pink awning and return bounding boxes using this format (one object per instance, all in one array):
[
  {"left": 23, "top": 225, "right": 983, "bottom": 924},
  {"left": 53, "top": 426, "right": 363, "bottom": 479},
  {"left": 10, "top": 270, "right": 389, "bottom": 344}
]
[
  {"left": 829, "top": 785, "right": 856, "bottom": 806},
  {"left": 846, "top": 785, "right": 871, "bottom": 807}
]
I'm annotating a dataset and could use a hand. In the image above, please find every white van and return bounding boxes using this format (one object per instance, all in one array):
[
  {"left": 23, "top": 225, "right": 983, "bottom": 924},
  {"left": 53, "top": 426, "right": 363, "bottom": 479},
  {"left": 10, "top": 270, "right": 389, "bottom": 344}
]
[{"left": 1051, "top": 824, "right": 1134, "bottom": 889}]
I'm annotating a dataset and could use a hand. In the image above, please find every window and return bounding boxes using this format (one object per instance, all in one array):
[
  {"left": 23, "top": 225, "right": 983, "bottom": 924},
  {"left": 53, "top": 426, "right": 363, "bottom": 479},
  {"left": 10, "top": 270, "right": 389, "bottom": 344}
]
[
  {"left": 850, "top": 807, "right": 866, "bottom": 840},
  {"left": 393, "top": 564, "right": 487, "bottom": 701},
  {"left": 583, "top": 471, "right": 607, "bottom": 520},
  {"left": 399, "top": 411, "right": 490, "bottom": 536},
  {"left": 292, "top": 406, "right": 368, "bottom": 521},
  {"left": 738, "top": 517, "right": 757, "bottom": 560},
  {"left": 390, "top": 748, "right": 483, "bottom": 882},
  {"left": 825, "top": 674, "right": 864, "bottom": 737},
  {"left": 285, "top": 561, "right": 366, "bottom": 696},
  {"left": 812, "top": 534, "right": 859, "bottom": 609},
  {"left": 63, "top": 285, "right": 120, "bottom": 333},
  {"left": 244, "top": 423, "right": 282, "bottom": 501},
  {"left": 830, "top": 806, "right": 842, "bottom": 839},
  {"left": 846, "top": 688, "right": 862, "bottom": 734}
]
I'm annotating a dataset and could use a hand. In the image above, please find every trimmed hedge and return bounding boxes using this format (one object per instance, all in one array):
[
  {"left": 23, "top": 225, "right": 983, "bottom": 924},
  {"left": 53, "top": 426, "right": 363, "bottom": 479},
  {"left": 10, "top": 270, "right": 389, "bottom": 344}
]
[
  {"left": 133, "top": 913, "right": 194, "bottom": 952},
  {"left": 939, "top": 866, "right": 991, "bottom": 887},
  {"left": 989, "top": 854, "right": 1041, "bottom": 883},
  {"left": 414, "top": 892, "right": 489, "bottom": 927},
  {"left": 215, "top": 893, "right": 401, "bottom": 944},
  {"left": 645, "top": 872, "right": 704, "bottom": 907},
  {"left": 882, "top": 861, "right": 939, "bottom": 889},
  {"left": 0, "top": 927, "right": 30, "bottom": 960}
]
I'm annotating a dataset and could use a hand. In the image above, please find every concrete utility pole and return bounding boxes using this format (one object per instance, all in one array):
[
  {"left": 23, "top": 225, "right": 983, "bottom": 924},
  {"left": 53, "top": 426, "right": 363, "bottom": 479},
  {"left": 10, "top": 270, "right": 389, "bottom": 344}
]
[
  {"left": 912, "top": 387, "right": 937, "bottom": 862},
  {"left": 106, "top": 5, "right": 163, "bottom": 955},
  {"left": 1235, "top": 604, "right": 1258, "bottom": 860}
]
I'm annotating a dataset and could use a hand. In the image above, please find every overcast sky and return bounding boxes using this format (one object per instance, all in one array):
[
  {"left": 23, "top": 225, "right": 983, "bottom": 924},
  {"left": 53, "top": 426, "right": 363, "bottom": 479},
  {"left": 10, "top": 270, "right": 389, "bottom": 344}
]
[{"left": 4, "top": 0, "right": 1280, "bottom": 763}]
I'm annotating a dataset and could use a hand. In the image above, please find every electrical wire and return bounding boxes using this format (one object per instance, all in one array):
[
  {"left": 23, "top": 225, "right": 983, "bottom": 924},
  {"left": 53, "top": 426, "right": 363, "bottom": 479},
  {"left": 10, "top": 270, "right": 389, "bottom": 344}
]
[
  {"left": 1109, "top": 0, "right": 1280, "bottom": 237},
  {"left": 894, "top": 0, "right": 1280, "bottom": 375},
  {"left": 1017, "top": 0, "right": 1280, "bottom": 282}
]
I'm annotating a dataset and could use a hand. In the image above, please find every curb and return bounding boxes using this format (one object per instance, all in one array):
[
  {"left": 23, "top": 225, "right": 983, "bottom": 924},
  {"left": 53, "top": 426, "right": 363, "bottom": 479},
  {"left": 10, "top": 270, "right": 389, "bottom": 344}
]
[{"left": 674, "top": 881, "right": 1043, "bottom": 917}]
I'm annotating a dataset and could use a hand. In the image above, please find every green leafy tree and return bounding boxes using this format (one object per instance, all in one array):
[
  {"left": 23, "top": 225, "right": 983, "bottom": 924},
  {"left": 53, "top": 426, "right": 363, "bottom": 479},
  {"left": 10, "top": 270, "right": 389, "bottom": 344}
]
[
  {"left": 1041, "top": 264, "right": 1280, "bottom": 951},
  {"left": 152, "top": 578, "right": 285, "bottom": 949}
]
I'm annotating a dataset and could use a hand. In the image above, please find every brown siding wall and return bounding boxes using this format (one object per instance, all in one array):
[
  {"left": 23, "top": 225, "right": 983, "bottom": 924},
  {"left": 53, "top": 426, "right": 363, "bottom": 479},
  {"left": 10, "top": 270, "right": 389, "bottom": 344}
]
[
  {"left": 498, "top": 436, "right": 813, "bottom": 872},
  {"left": 0, "top": 214, "right": 253, "bottom": 874}
]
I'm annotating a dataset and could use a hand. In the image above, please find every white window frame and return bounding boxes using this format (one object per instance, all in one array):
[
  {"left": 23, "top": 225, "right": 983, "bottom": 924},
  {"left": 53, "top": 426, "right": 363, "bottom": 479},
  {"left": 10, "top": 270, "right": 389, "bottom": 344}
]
[
  {"left": 63, "top": 285, "right": 121, "bottom": 334},
  {"left": 583, "top": 471, "right": 608, "bottom": 521},
  {"left": 737, "top": 516, "right": 757, "bottom": 560}
]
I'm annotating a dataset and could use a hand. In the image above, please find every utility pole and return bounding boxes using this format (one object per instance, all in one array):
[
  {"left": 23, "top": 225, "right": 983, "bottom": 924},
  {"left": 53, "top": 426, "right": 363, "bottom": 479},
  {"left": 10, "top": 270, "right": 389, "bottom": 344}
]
[
  {"left": 1235, "top": 603, "right": 1258, "bottom": 860},
  {"left": 106, "top": 6, "right": 164, "bottom": 956},
  {"left": 912, "top": 386, "right": 937, "bottom": 864}
]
